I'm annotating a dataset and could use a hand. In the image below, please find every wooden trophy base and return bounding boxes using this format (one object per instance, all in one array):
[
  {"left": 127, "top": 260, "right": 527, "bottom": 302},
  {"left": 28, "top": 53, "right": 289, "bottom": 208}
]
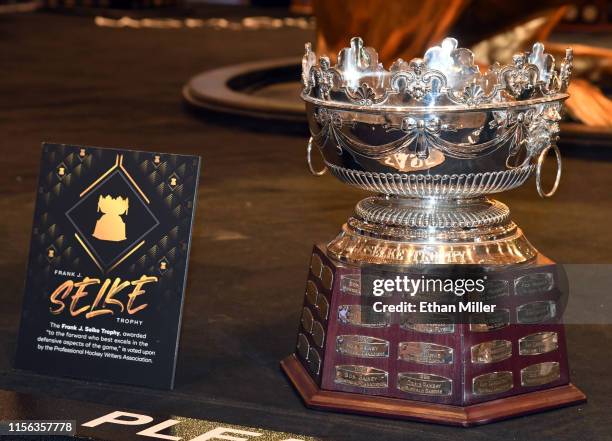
[{"left": 282, "top": 354, "right": 585, "bottom": 427}]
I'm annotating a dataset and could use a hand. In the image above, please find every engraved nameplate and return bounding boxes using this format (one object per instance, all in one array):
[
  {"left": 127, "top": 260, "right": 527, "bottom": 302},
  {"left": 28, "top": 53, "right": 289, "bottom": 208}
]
[
  {"left": 469, "top": 279, "right": 509, "bottom": 302},
  {"left": 340, "top": 274, "right": 361, "bottom": 295},
  {"left": 473, "top": 371, "right": 513, "bottom": 395},
  {"left": 469, "top": 309, "right": 510, "bottom": 332},
  {"left": 335, "top": 365, "right": 388, "bottom": 388},
  {"left": 307, "top": 347, "right": 321, "bottom": 375},
  {"left": 316, "top": 295, "right": 329, "bottom": 320},
  {"left": 519, "top": 332, "right": 558, "bottom": 356},
  {"left": 321, "top": 265, "right": 334, "bottom": 290},
  {"left": 336, "top": 335, "right": 389, "bottom": 358},
  {"left": 310, "top": 253, "right": 322, "bottom": 279},
  {"left": 337, "top": 305, "right": 391, "bottom": 328},
  {"left": 305, "top": 280, "right": 318, "bottom": 306},
  {"left": 471, "top": 340, "right": 512, "bottom": 364},
  {"left": 517, "top": 300, "right": 556, "bottom": 324},
  {"left": 296, "top": 333, "right": 309, "bottom": 360},
  {"left": 397, "top": 372, "right": 452, "bottom": 396},
  {"left": 300, "top": 307, "right": 314, "bottom": 333},
  {"left": 400, "top": 312, "right": 455, "bottom": 334},
  {"left": 521, "top": 362, "right": 560, "bottom": 387},
  {"left": 398, "top": 342, "right": 454, "bottom": 364},
  {"left": 515, "top": 272, "right": 554, "bottom": 296}
]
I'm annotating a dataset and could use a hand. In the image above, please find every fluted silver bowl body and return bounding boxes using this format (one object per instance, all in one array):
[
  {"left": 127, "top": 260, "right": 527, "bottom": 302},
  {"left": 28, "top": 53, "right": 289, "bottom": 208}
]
[{"left": 303, "top": 37, "right": 573, "bottom": 198}]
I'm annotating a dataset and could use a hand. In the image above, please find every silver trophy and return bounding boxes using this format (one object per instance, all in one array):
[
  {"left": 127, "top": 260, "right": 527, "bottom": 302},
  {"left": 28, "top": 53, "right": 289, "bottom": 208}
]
[
  {"left": 302, "top": 36, "right": 572, "bottom": 265},
  {"left": 282, "top": 37, "right": 586, "bottom": 426}
]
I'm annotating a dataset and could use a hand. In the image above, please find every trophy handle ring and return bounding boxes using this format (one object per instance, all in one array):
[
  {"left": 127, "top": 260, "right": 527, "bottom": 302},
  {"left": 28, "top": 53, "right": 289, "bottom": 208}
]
[
  {"left": 307, "top": 137, "right": 327, "bottom": 176},
  {"left": 536, "top": 143, "right": 562, "bottom": 198}
]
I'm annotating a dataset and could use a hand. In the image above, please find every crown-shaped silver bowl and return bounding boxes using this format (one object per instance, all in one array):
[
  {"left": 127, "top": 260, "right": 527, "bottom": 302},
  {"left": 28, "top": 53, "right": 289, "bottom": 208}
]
[{"left": 303, "top": 37, "right": 573, "bottom": 199}]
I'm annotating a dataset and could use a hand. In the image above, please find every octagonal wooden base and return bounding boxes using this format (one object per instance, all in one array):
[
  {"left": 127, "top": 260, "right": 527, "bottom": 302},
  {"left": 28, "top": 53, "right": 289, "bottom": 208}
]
[{"left": 281, "top": 354, "right": 586, "bottom": 427}]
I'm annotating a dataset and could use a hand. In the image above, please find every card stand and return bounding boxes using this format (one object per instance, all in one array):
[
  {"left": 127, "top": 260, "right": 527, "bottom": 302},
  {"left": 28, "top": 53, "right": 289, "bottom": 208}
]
[{"left": 282, "top": 245, "right": 586, "bottom": 426}]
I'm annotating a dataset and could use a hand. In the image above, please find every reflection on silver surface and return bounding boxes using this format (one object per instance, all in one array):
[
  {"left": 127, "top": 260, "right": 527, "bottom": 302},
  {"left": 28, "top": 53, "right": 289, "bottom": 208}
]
[
  {"left": 398, "top": 342, "right": 454, "bottom": 364},
  {"left": 515, "top": 272, "right": 554, "bottom": 296},
  {"left": 337, "top": 305, "right": 391, "bottom": 328},
  {"left": 397, "top": 372, "right": 453, "bottom": 396},
  {"left": 521, "top": 362, "right": 560, "bottom": 387},
  {"left": 471, "top": 340, "right": 512, "bottom": 364},
  {"left": 517, "top": 300, "right": 556, "bottom": 324},
  {"left": 519, "top": 332, "right": 558, "bottom": 356},
  {"left": 336, "top": 335, "right": 389, "bottom": 358},
  {"left": 335, "top": 365, "right": 388, "bottom": 388},
  {"left": 473, "top": 371, "right": 514, "bottom": 395}
]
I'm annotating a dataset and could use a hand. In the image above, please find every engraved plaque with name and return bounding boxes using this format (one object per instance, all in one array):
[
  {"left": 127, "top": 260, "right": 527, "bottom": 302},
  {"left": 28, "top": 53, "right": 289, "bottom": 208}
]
[
  {"left": 336, "top": 335, "right": 389, "bottom": 358},
  {"left": 397, "top": 372, "right": 453, "bottom": 396},
  {"left": 338, "top": 305, "right": 391, "bottom": 328},
  {"left": 517, "top": 300, "right": 556, "bottom": 324},
  {"left": 469, "top": 309, "right": 510, "bottom": 332},
  {"left": 340, "top": 274, "right": 361, "bottom": 295},
  {"left": 473, "top": 371, "right": 513, "bottom": 395},
  {"left": 471, "top": 340, "right": 512, "bottom": 364},
  {"left": 402, "top": 323, "right": 455, "bottom": 334},
  {"left": 400, "top": 312, "right": 455, "bottom": 334},
  {"left": 398, "top": 342, "right": 453, "bottom": 364},
  {"left": 514, "top": 272, "right": 554, "bottom": 296},
  {"left": 519, "top": 332, "right": 558, "bottom": 356},
  {"left": 468, "top": 279, "right": 509, "bottom": 302},
  {"left": 335, "top": 365, "right": 388, "bottom": 388},
  {"left": 521, "top": 362, "right": 560, "bottom": 387}
]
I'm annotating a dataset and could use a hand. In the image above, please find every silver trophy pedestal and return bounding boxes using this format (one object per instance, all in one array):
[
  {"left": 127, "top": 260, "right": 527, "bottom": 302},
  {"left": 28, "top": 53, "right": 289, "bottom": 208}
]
[{"left": 328, "top": 195, "right": 537, "bottom": 265}]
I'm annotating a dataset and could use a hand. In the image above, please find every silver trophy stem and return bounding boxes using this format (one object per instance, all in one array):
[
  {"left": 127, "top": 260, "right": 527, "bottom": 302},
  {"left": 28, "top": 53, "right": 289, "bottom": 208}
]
[{"left": 327, "top": 195, "right": 538, "bottom": 265}]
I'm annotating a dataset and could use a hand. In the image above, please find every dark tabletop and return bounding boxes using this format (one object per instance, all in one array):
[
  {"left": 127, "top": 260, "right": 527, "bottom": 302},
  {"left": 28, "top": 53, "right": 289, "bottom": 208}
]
[{"left": 0, "top": 10, "right": 611, "bottom": 441}]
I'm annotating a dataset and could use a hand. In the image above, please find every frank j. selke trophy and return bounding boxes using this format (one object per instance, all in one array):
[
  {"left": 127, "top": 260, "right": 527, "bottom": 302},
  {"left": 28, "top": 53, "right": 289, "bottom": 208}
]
[{"left": 281, "top": 37, "right": 586, "bottom": 426}]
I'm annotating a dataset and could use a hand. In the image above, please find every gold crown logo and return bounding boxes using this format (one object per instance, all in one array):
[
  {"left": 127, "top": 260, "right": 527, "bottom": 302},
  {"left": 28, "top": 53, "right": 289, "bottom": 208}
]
[{"left": 93, "top": 195, "right": 129, "bottom": 242}]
